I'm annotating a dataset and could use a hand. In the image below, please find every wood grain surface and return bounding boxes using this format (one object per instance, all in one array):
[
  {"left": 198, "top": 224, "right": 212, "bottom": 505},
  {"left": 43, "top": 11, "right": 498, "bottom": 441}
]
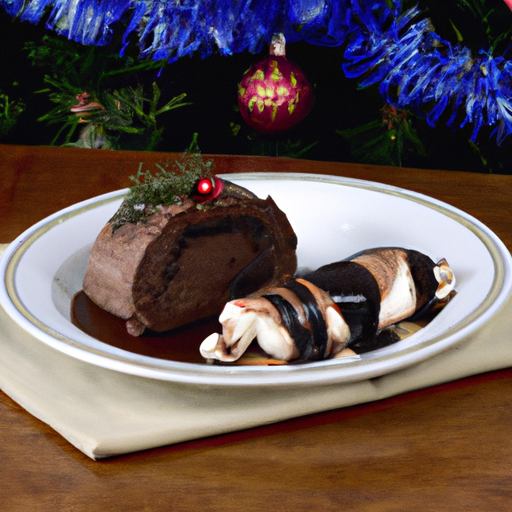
[{"left": 2, "top": 144, "right": 512, "bottom": 511}]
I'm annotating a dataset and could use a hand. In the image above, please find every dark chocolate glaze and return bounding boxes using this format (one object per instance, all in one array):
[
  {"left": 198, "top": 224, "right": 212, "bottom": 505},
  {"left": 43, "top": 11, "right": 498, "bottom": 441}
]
[
  {"left": 402, "top": 249, "right": 440, "bottom": 320},
  {"left": 231, "top": 247, "right": 277, "bottom": 300},
  {"left": 262, "top": 293, "right": 313, "bottom": 358},
  {"left": 303, "top": 261, "right": 381, "bottom": 350},
  {"left": 282, "top": 279, "right": 329, "bottom": 361}
]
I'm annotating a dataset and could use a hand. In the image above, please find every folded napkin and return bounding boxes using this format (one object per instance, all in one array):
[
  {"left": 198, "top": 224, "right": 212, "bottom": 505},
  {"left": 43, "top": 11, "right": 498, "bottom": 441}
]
[{"left": 1, "top": 242, "right": 512, "bottom": 460}]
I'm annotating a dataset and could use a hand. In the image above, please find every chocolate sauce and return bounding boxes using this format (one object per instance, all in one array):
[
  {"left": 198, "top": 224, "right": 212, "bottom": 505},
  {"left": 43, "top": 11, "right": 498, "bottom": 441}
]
[
  {"left": 71, "top": 289, "right": 455, "bottom": 365},
  {"left": 71, "top": 290, "right": 220, "bottom": 363}
]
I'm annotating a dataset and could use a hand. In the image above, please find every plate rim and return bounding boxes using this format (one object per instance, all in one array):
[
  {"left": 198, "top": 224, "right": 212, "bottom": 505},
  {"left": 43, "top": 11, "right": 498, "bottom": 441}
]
[{"left": 1, "top": 172, "right": 511, "bottom": 387}]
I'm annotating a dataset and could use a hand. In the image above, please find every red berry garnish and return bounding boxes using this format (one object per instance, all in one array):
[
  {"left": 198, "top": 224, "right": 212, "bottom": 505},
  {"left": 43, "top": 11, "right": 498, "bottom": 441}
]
[
  {"left": 197, "top": 178, "right": 214, "bottom": 195},
  {"left": 191, "top": 177, "right": 224, "bottom": 203}
]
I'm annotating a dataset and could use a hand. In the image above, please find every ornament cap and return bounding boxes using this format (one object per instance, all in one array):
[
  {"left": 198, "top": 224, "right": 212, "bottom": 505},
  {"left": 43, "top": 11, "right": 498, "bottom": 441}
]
[{"left": 270, "top": 33, "right": 286, "bottom": 57}]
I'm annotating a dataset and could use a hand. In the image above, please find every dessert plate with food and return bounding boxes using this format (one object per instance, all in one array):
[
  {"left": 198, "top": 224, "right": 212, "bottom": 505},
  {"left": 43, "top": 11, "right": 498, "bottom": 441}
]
[{"left": 0, "top": 170, "right": 510, "bottom": 387}]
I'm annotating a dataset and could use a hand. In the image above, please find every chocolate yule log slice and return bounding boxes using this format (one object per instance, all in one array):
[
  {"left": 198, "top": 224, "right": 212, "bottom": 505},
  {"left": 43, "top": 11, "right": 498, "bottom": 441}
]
[{"left": 83, "top": 173, "right": 297, "bottom": 336}]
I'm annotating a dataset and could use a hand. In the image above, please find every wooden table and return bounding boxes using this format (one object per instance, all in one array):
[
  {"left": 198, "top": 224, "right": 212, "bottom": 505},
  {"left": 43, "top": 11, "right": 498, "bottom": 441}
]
[{"left": 2, "top": 144, "right": 512, "bottom": 511}]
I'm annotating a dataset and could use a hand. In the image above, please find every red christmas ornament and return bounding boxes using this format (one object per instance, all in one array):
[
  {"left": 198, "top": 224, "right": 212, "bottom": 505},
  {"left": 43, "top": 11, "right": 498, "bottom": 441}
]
[{"left": 237, "top": 33, "right": 314, "bottom": 135}]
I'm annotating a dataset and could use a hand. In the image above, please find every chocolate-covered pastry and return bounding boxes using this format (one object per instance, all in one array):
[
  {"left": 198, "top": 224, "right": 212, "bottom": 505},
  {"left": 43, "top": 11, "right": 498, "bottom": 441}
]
[{"left": 200, "top": 248, "right": 456, "bottom": 363}]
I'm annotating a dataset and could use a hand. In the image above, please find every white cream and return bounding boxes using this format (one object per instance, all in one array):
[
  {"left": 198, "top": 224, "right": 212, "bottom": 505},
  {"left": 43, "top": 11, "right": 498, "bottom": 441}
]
[{"left": 378, "top": 258, "right": 416, "bottom": 329}]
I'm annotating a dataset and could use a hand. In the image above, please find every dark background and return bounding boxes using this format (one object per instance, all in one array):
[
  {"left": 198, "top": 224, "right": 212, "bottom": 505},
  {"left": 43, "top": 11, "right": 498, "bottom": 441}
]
[{"left": 2, "top": 5, "right": 512, "bottom": 173}]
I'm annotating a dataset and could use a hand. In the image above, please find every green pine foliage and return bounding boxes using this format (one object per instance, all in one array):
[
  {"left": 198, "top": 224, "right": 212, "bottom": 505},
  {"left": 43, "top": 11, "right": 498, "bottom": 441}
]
[
  {"left": 0, "top": 89, "right": 25, "bottom": 139},
  {"left": 338, "top": 104, "right": 425, "bottom": 167},
  {"left": 24, "top": 34, "right": 190, "bottom": 150},
  {"left": 110, "top": 134, "right": 214, "bottom": 230}
]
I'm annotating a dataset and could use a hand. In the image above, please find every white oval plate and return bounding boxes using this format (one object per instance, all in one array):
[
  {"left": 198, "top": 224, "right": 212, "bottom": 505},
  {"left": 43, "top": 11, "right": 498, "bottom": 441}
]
[{"left": 1, "top": 172, "right": 511, "bottom": 387}]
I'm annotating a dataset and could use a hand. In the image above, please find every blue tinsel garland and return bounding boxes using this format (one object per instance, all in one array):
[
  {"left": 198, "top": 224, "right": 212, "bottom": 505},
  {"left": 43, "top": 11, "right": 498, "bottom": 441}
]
[{"left": 2, "top": 0, "right": 512, "bottom": 143}]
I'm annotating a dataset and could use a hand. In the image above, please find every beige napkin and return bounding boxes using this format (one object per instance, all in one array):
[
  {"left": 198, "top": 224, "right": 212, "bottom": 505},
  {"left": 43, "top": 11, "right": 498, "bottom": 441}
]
[{"left": 2, "top": 242, "right": 512, "bottom": 460}]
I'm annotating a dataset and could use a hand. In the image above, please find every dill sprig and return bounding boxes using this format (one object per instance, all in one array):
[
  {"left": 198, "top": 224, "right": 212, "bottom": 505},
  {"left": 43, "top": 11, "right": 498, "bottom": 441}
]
[{"left": 110, "top": 135, "right": 214, "bottom": 231}]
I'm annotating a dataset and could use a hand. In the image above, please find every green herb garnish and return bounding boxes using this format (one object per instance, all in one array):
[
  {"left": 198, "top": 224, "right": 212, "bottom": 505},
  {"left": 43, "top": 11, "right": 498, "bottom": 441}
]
[{"left": 110, "top": 135, "right": 213, "bottom": 231}]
